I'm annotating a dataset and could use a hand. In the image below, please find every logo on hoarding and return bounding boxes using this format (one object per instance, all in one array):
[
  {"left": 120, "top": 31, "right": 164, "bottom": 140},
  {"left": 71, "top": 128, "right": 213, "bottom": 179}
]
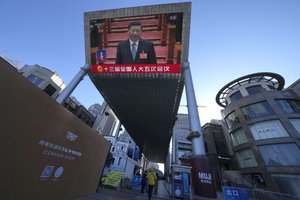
[
  {"left": 198, "top": 172, "right": 212, "bottom": 184},
  {"left": 40, "top": 165, "right": 54, "bottom": 179},
  {"left": 54, "top": 167, "right": 64, "bottom": 178},
  {"left": 38, "top": 139, "right": 82, "bottom": 161},
  {"left": 66, "top": 131, "right": 78, "bottom": 141}
]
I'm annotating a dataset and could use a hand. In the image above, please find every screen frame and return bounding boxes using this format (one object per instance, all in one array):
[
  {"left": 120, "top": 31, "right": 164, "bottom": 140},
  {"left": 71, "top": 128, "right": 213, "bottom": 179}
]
[{"left": 84, "top": 2, "right": 191, "bottom": 68}]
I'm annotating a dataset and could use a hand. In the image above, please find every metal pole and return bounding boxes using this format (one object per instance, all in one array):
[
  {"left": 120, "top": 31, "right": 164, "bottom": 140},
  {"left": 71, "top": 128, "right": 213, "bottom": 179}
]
[
  {"left": 183, "top": 61, "right": 217, "bottom": 198},
  {"left": 56, "top": 64, "right": 90, "bottom": 104},
  {"left": 183, "top": 61, "right": 206, "bottom": 156}
]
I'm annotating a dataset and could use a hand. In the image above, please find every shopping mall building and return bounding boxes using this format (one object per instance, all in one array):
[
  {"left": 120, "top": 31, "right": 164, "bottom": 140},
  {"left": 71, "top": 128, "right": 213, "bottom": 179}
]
[{"left": 216, "top": 72, "right": 300, "bottom": 196}]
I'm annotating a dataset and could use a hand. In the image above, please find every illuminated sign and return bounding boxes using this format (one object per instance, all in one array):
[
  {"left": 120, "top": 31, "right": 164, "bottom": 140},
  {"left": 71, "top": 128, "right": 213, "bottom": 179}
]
[{"left": 92, "top": 64, "right": 180, "bottom": 74}]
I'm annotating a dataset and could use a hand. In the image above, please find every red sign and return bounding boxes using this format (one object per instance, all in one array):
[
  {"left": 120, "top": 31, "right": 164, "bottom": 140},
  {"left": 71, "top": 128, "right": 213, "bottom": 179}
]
[
  {"left": 190, "top": 156, "right": 217, "bottom": 198},
  {"left": 92, "top": 64, "right": 181, "bottom": 74}
]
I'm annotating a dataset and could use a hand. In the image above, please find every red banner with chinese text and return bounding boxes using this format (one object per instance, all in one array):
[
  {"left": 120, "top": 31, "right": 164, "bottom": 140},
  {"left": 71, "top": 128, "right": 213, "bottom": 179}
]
[{"left": 92, "top": 64, "right": 181, "bottom": 74}]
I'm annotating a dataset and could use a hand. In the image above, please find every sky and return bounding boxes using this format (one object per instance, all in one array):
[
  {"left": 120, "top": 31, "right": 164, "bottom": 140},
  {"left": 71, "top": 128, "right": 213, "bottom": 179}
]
[{"left": 1, "top": 0, "right": 300, "bottom": 125}]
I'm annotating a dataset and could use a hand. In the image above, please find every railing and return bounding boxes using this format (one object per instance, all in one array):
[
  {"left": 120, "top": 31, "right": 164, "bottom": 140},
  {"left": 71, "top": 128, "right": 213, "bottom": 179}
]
[{"left": 250, "top": 189, "right": 294, "bottom": 200}]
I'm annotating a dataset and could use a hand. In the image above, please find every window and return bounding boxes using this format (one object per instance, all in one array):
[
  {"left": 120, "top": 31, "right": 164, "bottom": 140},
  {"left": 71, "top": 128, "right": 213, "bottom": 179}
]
[
  {"left": 249, "top": 120, "right": 289, "bottom": 140},
  {"left": 230, "top": 128, "right": 248, "bottom": 146},
  {"left": 178, "top": 149, "right": 192, "bottom": 160},
  {"left": 259, "top": 143, "right": 300, "bottom": 166},
  {"left": 276, "top": 99, "right": 300, "bottom": 114},
  {"left": 117, "top": 157, "right": 123, "bottom": 166},
  {"left": 178, "top": 142, "right": 192, "bottom": 151},
  {"left": 235, "top": 148, "right": 258, "bottom": 168},
  {"left": 69, "top": 102, "right": 77, "bottom": 110},
  {"left": 204, "top": 142, "right": 208, "bottom": 152},
  {"left": 241, "top": 101, "right": 273, "bottom": 119},
  {"left": 246, "top": 85, "right": 263, "bottom": 95},
  {"left": 27, "top": 74, "right": 43, "bottom": 86},
  {"left": 290, "top": 118, "right": 300, "bottom": 135},
  {"left": 272, "top": 174, "right": 300, "bottom": 196},
  {"left": 110, "top": 157, "right": 115, "bottom": 166},
  {"left": 225, "top": 112, "right": 240, "bottom": 129},
  {"left": 111, "top": 147, "right": 115, "bottom": 152},
  {"left": 230, "top": 91, "right": 243, "bottom": 102},
  {"left": 43, "top": 84, "right": 57, "bottom": 96},
  {"left": 215, "top": 141, "right": 228, "bottom": 156}
]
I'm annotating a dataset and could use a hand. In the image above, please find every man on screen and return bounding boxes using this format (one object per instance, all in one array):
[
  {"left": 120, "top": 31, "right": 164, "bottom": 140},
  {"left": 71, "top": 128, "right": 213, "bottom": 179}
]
[{"left": 115, "top": 20, "right": 157, "bottom": 64}]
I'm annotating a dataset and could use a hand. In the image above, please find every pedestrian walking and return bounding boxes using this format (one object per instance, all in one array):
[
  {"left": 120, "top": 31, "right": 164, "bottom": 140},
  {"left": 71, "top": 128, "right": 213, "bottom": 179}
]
[
  {"left": 141, "top": 171, "right": 147, "bottom": 193},
  {"left": 146, "top": 168, "right": 157, "bottom": 200}
]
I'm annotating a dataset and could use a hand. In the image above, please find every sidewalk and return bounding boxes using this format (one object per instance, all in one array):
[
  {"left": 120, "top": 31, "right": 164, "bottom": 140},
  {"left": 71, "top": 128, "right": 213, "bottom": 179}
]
[
  {"left": 75, "top": 187, "right": 169, "bottom": 200},
  {"left": 76, "top": 180, "right": 170, "bottom": 200},
  {"left": 75, "top": 180, "right": 224, "bottom": 200}
]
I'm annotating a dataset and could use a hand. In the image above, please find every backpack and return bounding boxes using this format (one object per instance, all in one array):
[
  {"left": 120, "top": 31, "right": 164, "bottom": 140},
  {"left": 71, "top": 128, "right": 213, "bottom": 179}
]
[{"left": 147, "top": 172, "right": 156, "bottom": 185}]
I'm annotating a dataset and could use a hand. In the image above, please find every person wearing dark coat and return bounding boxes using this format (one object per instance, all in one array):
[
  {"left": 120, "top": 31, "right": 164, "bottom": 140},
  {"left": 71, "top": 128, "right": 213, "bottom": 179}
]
[
  {"left": 115, "top": 20, "right": 157, "bottom": 64},
  {"left": 141, "top": 171, "right": 147, "bottom": 193}
]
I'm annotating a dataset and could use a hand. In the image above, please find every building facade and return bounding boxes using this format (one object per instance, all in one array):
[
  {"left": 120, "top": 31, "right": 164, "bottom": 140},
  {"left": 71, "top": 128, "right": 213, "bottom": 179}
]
[
  {"left": 202, "top": 120, "right": 231, "bottom": 190},
  {"left": 171, "top": 114, "right": 193, "bottom": 166},
  {"left": 63, "top": 96, "right": 95, "bottom": 127},
  {"left": 88, "top": 103, "right": 102, "bottom": 118},
  {"left": 287, "top": 78, "right": 300, "bottom": 97},
  {"left": 103, "top": 133, "right": 140, "bottom": 179},
  {"left": 19, "top": 64, "right": 65, "bottom": 99},
  {"left": 169, "top": 114, "right": 232, "bottom": 192},
  {"left": 216, "top": 72, "right": 300, "bottom": 196},
  {"left": 91, "top": 101, "right": 120, "bottom": 137},
  {"left": 19, "top": 64, "right": 97, "bottom": 127}
]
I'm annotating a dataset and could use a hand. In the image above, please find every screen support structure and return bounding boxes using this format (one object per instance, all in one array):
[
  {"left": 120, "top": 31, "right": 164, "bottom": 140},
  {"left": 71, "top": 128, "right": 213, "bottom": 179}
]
[
  {"left": 56, "top": 64, "right": 89, "bottom": 104},
  {"left": 183, "top": 61, "right": 217, "bottom": 198}
]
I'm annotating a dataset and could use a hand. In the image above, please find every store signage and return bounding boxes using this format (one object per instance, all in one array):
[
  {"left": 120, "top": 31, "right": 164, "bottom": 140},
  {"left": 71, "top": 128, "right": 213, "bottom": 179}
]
[
  {"left": 190, "top": 156, "right": 217, "bottom": 198},
  {"left": 198, "top": 172, "right": 212, "bottom": 184},
  {"left": 223, "top": 187, "right": 249, "bottom": 200},
  {"left": 92, "top": 64, "right": 181, "bottom": 74}
]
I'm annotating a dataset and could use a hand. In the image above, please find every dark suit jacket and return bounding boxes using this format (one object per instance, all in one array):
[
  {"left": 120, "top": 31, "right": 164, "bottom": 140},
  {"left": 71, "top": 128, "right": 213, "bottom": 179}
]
[{"left": 115, "top": 38, "right": 157, "bottom": 64}]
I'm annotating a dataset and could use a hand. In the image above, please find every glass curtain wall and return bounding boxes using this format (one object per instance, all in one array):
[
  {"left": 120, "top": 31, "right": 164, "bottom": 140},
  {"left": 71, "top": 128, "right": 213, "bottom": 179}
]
[
  {"left": 225, "top": 112, "right": 240, "bottom": 129},
  {"left": 276, "top": 99, "right": 300, "bottom": 114},
  {"left": 230, "top": 128, "right": 248, "bottom": 146},
  {"left": 235, "top": 148, "right": 258, "bottom": 168},
  {"left": 241, "top": 101, "right": 273, "bottom": 119},
  {"left": 258, "top": 143, "right": 300, "bottom": 166},
  {"left": 272, "top": 174, "right": 300, "bottom": 196},
  {"left": 290, "top": 118, "right": 300, "bottom": 135}
]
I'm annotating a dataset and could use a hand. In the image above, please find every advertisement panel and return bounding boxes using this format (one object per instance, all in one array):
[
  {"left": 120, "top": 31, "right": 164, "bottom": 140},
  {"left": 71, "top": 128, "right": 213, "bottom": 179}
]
[
  {"left": 131, "top": 175, "right": 142, "bottom": 189},
  {"left": 84, "top": 3, "right": 191, "bottom": 74},
  {"left": 173, "top": 171, "right": 184, "bottom": 199},
  {"left": 0, "top": 58, "right": 111, "bottom": 200},
  {"left": 102, "top": 171, "right": 125, "bottom": 188}
]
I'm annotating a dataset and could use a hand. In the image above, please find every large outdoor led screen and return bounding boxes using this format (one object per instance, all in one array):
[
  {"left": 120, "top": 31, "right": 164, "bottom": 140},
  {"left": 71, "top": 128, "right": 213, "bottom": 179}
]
[{"left": 84, "top": 2, "right": 191, "bottom": 73}]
